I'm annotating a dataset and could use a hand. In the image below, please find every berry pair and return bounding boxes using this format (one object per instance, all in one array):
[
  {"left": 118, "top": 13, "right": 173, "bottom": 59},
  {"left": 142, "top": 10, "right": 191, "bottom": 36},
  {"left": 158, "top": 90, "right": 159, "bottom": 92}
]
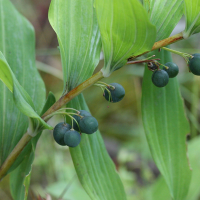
[
  {"left": 151, "top": 62, "right": 179, "bottom": 87},
  {"left": 53, "top": 122, "right": 81, "bottom": 147}
]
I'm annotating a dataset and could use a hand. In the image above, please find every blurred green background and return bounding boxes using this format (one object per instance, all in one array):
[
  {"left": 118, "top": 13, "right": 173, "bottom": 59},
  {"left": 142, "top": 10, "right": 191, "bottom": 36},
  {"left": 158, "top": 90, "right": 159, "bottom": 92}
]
[{"left": 1, "top": 0, "right": 200, "bottom": 200}]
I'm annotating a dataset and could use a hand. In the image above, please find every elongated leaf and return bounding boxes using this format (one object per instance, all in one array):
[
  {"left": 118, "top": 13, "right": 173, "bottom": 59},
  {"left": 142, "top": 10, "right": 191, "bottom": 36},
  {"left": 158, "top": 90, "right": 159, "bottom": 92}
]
[
  {"left": 68, "top": 94, "right": 127, "bottom": 200},
  {"left": 10, "top": 149, "right": 34, "bottom": 200},
  {"left": 40, "top": 91, "right": 56, "bottom": 116},
  {"left": 0, "top": 52, "right": 52, "bottom": 131},
  {"left": 48, "top": 0, "right": 101, "bottom": 92},
  {"left": 143, "top": 0, "right": 184, "bottom": 41},
  {"left": 0, "top": 0, "right": 47, "bottom": 198},
  {"left": 145, "top": 137, "right": 200, "bottom": 200},
  {"left": 141, "top": 49, "right": 191, "bottom": 200},
  {"left": 183, "top": 0, "right": 200, "bottom": 38},
  {"left": 95, "top": 0, "right": 156, "bottom": 77}
]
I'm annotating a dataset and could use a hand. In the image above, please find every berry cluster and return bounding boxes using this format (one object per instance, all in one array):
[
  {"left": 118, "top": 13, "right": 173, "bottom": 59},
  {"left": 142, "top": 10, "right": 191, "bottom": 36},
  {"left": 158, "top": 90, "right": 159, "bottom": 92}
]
[
  {"left": 53, "top": 110, "right": 98, "bottom": 147},
  {"left": 52, "top": 83, "right": 125, "bottom": 147},
  {"left": 149, "top": 53, "right": 200, "bottom": 88},
  {"left": 150, "top": 62, "right": 179, "bottom": 87}
]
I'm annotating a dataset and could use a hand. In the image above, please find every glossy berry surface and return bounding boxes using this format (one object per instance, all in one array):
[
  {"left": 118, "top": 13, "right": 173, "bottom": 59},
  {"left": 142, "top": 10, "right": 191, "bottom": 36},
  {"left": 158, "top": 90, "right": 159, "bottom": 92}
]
[
  {"left": 72, "top": 110, "right": 91, "bottom": 131},
  {"left": 152, "top": 70, "right": 169, "bottom": 87},
  {"left": 104, "top": 83, "right": 125, "bottom": 103},
  {"left": 79, "top": 116, "right": 98, "bottom": 134},
  {"left": 64, "top": 129, "right": 81, "bottom": 147},
  {"left": 53, "top": 122, "right": 71, "bottom": 146},
  {"left": 188, "top": 53, "right": 200, "bottom": 75},
  {"left": 163, "top": 62, "right": 179, "bottom": 78}
]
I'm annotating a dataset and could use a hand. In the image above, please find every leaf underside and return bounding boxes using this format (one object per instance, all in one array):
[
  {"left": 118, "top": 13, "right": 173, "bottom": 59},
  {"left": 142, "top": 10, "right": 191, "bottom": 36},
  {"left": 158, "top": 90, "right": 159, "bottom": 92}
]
[
  {"left": 143, "top": 0, "right": 184, "bottom": 41},
  {"left": 95, "top": 0, "right": 156, "bottom": 76},
  {"left": 48, "top": 0, "right": 102, "bottom": 92}
]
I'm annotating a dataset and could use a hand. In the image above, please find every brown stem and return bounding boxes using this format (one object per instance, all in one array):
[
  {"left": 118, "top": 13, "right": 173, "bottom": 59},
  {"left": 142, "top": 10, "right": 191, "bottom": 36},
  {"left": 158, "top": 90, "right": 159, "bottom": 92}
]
[
  {"left": 42, "top": 70, "right": 104, "bottom": 119},
  {"left": 128, "top": 32, "right": 184, "bottom": 60},
  {"left": 0, "top": 32, "right": 185, "bottom": 180},
  {"left": 0, "top": 133, "right": 32, "bottom": 180}
]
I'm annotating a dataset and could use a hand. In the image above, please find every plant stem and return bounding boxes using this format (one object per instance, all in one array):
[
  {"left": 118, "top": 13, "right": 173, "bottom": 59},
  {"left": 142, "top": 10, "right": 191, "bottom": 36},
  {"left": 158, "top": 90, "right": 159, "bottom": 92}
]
[
  {"left": 151, "top": 32, "right": 184, "bottom": 51},
  {"left": 42, "top": 70, "right": 104, "bottom": 119},
  {"left": 0, "top": 32, "right": 186, "bottom": 180},
  {"left": 127, "top": 32, "right": 184, "bottom": 60},
  {"left": 0, "top": 133, "right": 32, "bottom": 180}
]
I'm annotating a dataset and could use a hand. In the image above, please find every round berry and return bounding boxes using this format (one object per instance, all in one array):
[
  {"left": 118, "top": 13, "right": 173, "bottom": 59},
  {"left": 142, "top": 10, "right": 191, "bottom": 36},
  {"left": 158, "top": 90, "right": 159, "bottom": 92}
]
[
  {"left": 104, "top": 83, "right": 125, "bottom": 103},
  {"left": 79, "top": 116, "right": 98, "bottom": 134},
  {"left": 53, "top": 122, "right": 71, "bottom": 146},
  {"left": 163, "top": 62, "right": 179, "bottom": 78},
  {"left": 64, "top": 129, "right": 81, "bottom": 147},
  {"left": 152, "top": 70, "right": 169, "bottom": 87},
  {"left": 188, "top": 53, "right": 200, "bottom": 75},
  {"left": 72, "top": 110, "right": 91, "bottom": 131}
]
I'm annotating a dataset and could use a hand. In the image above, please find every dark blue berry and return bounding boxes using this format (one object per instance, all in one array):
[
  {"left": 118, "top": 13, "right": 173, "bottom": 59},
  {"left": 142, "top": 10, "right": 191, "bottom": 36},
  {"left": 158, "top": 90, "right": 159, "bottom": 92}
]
[
  {"left": 163, "top": 62, "right": 179, "bottom": 78},
  {"left": 64, "top": 129, "right": 81, "bottom": 147},
  {"left": 152, "top": 70, "right": 169, "bottom": 87},
  {"left": 188, "top": 53, "right": 200, "bottom": 75},
  {"left": 53, "top": 122, "right": 71, "bottom": 146},
  {"left": 104, "top": 83, "right": 125, "bottom": 103}
]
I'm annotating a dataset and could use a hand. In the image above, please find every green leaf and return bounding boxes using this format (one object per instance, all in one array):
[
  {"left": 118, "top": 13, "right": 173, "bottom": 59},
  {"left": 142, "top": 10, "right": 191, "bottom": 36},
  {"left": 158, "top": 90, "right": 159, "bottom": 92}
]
[
  {"left": 141, "top": 49, "right": 191, "bottom": 200},
  {"left": 0, "top": 0, "right": 48, "bottom": 198},
  {"left": 68, "top": 94, "right": 127, "bottom": 200},
  {"left": 183, "top": 0, "right": 200, "bottom": 38},
  {"left": 10, "top": 150, "right": 34, "bottom": 200},
  {"left": 40, "top": 91, "right": 56, "bottom": 116},
  {"left": 0, "top": 52, "right": 52, "bottom": 131},
  {"left": 48, "top": 0, "right": 102, "bottom": 92},
  {"left": 95, "top": 0, "right": 156, "bottom": 77},
  {"left": 145, "top": 137, "right": 200, "bottom": 200},
  {"left": 9, "top": 131, "right": 42, "bottom": 200},
  {"left": 143, "top": 0, "right": 184, "bottom": 41}
]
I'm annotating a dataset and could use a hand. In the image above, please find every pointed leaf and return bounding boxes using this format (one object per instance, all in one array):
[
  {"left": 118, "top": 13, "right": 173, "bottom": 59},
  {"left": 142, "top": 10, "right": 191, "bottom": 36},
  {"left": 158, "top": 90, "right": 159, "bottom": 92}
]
[
  {"left": 95, "top": 0, "right": 156, "bottom": 77},
  {"left": 183, "top": 0, "right": 200, "bottom": 38},
  {"left": 68, "top": 94, "right": 127, "bottom": 200},
  {"left": 0, "top": 52, "right": 52, "bottom": 131},
  {"left": 141, "top": 49, "right": 191, "bottom": 199},
  {"left": 48, "top": 0, "right": 101, "bottom": 92},
  {"left": 0, "top": 0, "right": 48, "bottom": 197},
  {"left": 40, "top": 91, "right": 56, "bottom": 116},
  {"left": 10, "top": 150, "right": 34, "bottom": 200},
  {"left": 146, "top": 137, "right": 200, "bottom": 200},
  {"left": 143, "top": 0, "right": 184, "bottom": 41}
]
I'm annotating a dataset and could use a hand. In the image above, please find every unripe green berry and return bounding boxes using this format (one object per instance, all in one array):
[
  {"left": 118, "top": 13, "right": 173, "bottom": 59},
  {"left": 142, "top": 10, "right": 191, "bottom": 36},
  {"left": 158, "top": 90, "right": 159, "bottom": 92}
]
[
  {"left": 53, "top": 122, "right": 71, "bottom": 146},
  {"left": 152, "top": 70, "right": 169, "bottom": 87},
  {"left": 188, "top": 53, "right": 200, "bottom": 75},
  {"left": 104, "top": 83, "right": 125, "bottom": 103},
  {"left": 163, "top": 62, "right": 179, "bottom": 78},
  {"left": 64, "top": 129, "right": 81, "bottom": 147},
  {"left": 79, "top": 116, "right": 98, "bottom": 134}
]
